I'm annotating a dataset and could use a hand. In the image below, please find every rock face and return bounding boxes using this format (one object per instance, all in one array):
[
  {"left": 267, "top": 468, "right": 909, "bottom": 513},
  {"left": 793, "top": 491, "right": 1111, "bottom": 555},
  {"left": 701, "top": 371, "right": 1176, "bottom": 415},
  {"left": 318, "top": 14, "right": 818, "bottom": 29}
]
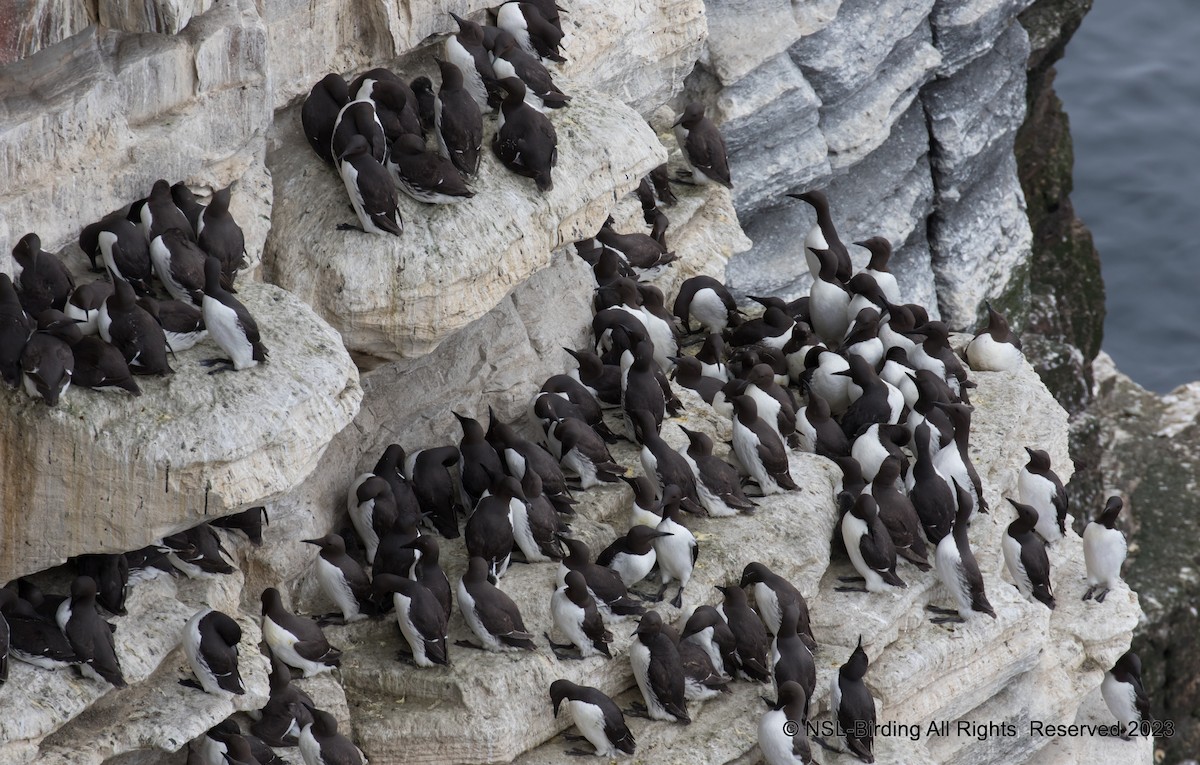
[
  {"left": 0, "top": 283, "right": 362, "bottom": 580},
  {"left": 264, "top": 85, "right": 665, "bottom": 361},
  {"left": 0, "top": 0, "right": 1150, "bottom": 763},
  {"left": 701, "top": 0, "right": 1037, "bottom": 329}
]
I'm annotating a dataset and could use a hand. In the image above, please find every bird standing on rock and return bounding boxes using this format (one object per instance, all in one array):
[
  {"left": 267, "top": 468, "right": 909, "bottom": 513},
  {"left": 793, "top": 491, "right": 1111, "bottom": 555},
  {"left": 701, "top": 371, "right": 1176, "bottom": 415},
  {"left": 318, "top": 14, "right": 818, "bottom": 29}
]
[
  {"left": 200, "top": 256, "right": 268, "bottom": 373},
  {"left": 336, "top": 134, "right": 404, "bottom": 237},
  {"left": 673, "top": 102, "right": 732, "bottom": 188},
  {"left": 492, "top": 77, "right": 557, "bottom": 192}
]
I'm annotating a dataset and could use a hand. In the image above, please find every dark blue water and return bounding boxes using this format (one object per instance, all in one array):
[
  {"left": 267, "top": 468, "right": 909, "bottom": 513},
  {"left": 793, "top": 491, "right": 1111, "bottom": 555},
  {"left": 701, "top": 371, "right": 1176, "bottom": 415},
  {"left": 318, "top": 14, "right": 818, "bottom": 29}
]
[{"left": 1055, "top": 0, "right": 1200, "bottom": 393}]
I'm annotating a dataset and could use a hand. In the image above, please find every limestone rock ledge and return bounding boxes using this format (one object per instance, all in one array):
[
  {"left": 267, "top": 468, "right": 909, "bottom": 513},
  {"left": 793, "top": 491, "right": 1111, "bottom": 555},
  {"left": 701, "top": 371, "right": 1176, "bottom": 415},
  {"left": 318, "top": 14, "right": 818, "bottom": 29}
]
[
  {"left": 263, "top": 85, "right": 665, "bottom": 362},
  {"left": 0, "top": 283, "right": 362, "bottom": 580},
  {"left": 0, "top": 572, "right": 269, "bottom": 765}
]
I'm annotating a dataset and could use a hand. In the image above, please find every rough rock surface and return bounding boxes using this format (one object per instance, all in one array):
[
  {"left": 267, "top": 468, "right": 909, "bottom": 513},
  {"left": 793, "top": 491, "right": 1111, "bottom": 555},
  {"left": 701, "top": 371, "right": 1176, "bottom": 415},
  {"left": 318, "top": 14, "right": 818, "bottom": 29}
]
[
  {"left": 0, "top": 283, "right": 362, "bottom": 580},
  {"left": 0, "top": 0, "right": 270, "bottom": 262},
  {"left": 264, "top": 85, "right": 664, "bottom": 361}
]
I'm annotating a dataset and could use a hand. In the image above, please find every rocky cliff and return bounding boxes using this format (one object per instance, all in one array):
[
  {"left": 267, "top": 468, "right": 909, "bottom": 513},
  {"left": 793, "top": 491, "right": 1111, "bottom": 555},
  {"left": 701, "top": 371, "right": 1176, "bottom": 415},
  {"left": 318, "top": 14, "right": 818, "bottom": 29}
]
[{"left": 0, "top": 0, "right": 1150, "bottom": 763}]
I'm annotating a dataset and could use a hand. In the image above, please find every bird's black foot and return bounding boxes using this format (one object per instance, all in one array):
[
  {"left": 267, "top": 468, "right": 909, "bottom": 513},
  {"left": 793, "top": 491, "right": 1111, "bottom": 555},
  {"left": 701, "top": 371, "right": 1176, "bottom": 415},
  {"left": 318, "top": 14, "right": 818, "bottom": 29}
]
[
  {"left": 835, "top": 586, "right": 869, "bottom": 593},
  {"left": 930, "top": 615, "right": 966, "bottom": 625},
  {"left": 394, "top": 650, "right": 419, "bottom": 666},
  {"left": 1082, "top": 586, "right": 1095, "bottom": 601},
  {"left": 336, "top": 222, "right": 365, "bottom": 233},
  {"left": 454, "top": 640, "right": 487, "bottom": 650},
  {"left": 565, "top": 749, "right": 596, "bottom": 757},
  {"left": 838, "top": 575, "right": 866, "bottom": 583},
  {"left": 671, "top": 587, "right": 684, "bottom": 608},
  {"left": 760, "top": 695, "right": 778, "bottom": 708},
  {"left": 925, "top": 605, "right": 960, "bottom": 616},
  {"left": 1095, "top": 588, "right": 1111, "bottom": 603},
  {"left": 812, "top": 736, "right": 843, "bottom": 755},
  {"left": 178, "top": 677, "right": 204, "bottom": 691},
  {"left": 562, "top": 734, "right": 587, "bottom": 742},
  {"left": 623, "top": 701, "right": 650, "bottom": 719},
  {"left": 316, "top": 613, "right": 347, "bottom": 627},
  {"left": 200, "top": 357, "right": 235, "bottom": 375}
]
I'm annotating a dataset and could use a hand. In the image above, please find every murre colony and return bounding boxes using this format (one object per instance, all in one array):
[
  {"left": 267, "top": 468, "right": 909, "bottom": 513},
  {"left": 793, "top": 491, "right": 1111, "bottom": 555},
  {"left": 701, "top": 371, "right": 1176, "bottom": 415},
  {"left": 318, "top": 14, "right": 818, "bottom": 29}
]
[{"left": 0, "top": 3, "right": 1146, "bottom": 764}]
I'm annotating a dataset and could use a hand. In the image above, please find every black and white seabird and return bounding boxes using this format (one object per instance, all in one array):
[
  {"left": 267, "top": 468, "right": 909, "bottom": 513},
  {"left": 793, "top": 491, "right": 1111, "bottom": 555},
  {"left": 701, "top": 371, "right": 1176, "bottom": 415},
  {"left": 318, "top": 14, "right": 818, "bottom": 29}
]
[
  {"left": 717, "top": 584, "right": 771, "bottom": 682},
  {"left": 336, "top": 134, "right": 403, "bottom": 236},
  {"left": 928, "top": 481, "right": 996, "bottom": 624},
  {"left": 446, "top": 12, "right": 500, "bottom": 111},
  {"left": 409, "top": 445, "right": 467, "bottom": 538},
  {"left": 403, "top": 534, "right": 452, "bottom": 621},
  {"left": 622, "top": 344, "right": 668, "bottom": 437},
  {"left": 64, "top": 280, "right": 113, "bottom": 336},
  {"left": 837, "top": 355, "right": 904, "bottom": 440},
  {"left": 673, "top": 275, "right": 738, "bottom": 335},
  {"left": 740, "top": 562, "right": 815, "bottom": 646},
  {"left": 558, "top": 537, "right": 645, "bottom": 617},
  {"left": 596, "top": 217, "right": 677, "bottom": 270},
  {"left": 1018, "top": 447, "right": 1069, "bottom": 544},
  {"left": 458, "top": 556, "right": 535, "bottom": 652},
  {"left": 838, "top": 491, "right": 907, "bottom": 595},
  {"left": 487, "top": 412, "right": 575, "bottom": 514},
  {"left": 351, "top": 74, "right": 424, "bottom": 143},
  {"left": 801, "top": 347, "right": 852, "bottom": 415},
  {"left": 433, "top": 58, "right": 484, "bottom": 176},
  {"left": 909, "top": 423, "right": 956, "bottom": 545},
  {"left": 209, "top": 506, "right": 268, "bottom": 547},
  {"left": 20, "top": 310, "right": 76, "bottom": 406},
  {"left": 930, "top": 401, "right": 988, "bottom": 514},
  {"left": 1, "top": 591, "right": 78, "bottom": 671},
  {"left": 622, "top": 474, "right": 663, "bottom": 528},
  {"left": 550, "top": 679, "right": 636, "bottom": 757},
  {"left": 596, "top": 525, "right": 668, "bottom": 589},
  {"left": 13, "top": 233, "right": 73, "bottom": 316},
  {"left": 731, "top": 395, "right": 797, "bottom": 495},
  {"left": 78, "top": 213, "right": 153, "bottom": 292},
  {"left": 302, "top": 73, "right": 350, "bottom": 164},
  {"left": 492, "top": 77, "right": 558, "bottom": 191},
  {"left": 465, "top": 478, "right": 518, "bottom": 578},
  {"left": 907, "top": 320, "right": 970, "bottom": 399},
  {"left": 673, "top": 102, "right": 732, "bottom": 188},
  {"left": 72, "top": 553, "right": 131, "bottom": 616},
  {"left": 653, "top": 488, "right": 698, "bottom": 607},
  {"left": 771, "top": 603, "right": 817, "bottom": 720},
  {"left": 252, "top": 653, "right": 316, "bottom": 746},
  {"left": 829, "top": 636, "right": 875, "bottom": 763},
  {"left": 851, "top": 422, "right": 909, "bottom": 483},
  {"left": 670, "top": 356, "right": 724, "bottom": 405},
  {"left": 759, "top": 680, "right": 815, "bottom": 764},
  {"left": 629, "top": 611, "right": 690, "bottom": 723},
  {"left": 807, "top": 247, "right": 851, "bottom": 348},
  {"left": 540, "top": 373, "right": 617, "bottom": 441},
  {"left": 488, "top": 30, "right": 571, "bottom": 111},
  {"left": 162, "top": 523, "right": 236, "bottom": 577},
  {"left": 304, "top": 534, "right": 373, "bottom": 623},
  {"left": 372, "top": 574, "right": 449, "bottom": 667},
  {"left": 496, "top": 1, "right": 566, "bottom": 62},
  {"left": 796, "top": 392, "right": 850, "bottom": 460},
  {"left": 299, "top": 708, "right": 366, "bottom": 765},
  {"left": 1002, "top": 499, "right": 1056, "bottom": 609},
  {"left": 331, "top": 98, "right": 387, "bottom": 165},
  {"left": 0, "top": 273, "right": 32, "bottom": 388},
  {"left": 142, "top": 179, "right": 196, "bottom": 243},
  {"left": 855, "top": 236, "right": 900, "bottom": 303},
  {"left": 57, "top": 576, "right": 126, "bottom": 687},
  {"left": 347, "top": 474, "right": 398, "bottom": 566},
  {"left": 518, "top": 468, "right": 569, "bottom": 560},
  {"left": 102, "top": 266, "right": 173, "bottom": 375},
  {"left": 182, "top": 608, "right": 245, "bottom": 695},
  {"left": 630, "top": 416, "right": 702, "bottom": 517},
  {"left": 1102, "top": 651, "right": 1150, "bottom": 740},
  {"left": 170, "top": 182, "right": 204, "bottom": 234},
  {"left": 868, "top": 456, "right": 930, "bottom": 571},
  {"left": 1083, "top": 496, "right": 1127, "bottom": 603},
  {"left": 788, "top": 189, "right": 853, "bottom": 282},
  {"left": 677, "top": 425, "right": 757, "bottom": 517},
  {"left": 548, "top": 569, "right": 612, "bottom": 659},
  {"left": 411, "top": 75, "right": 437, "bottom": 131},
  {"left": 681, "top": 605, "right": 737, "bottom": 679},
  {"left": 388, "top": 134, "right": 474, "bottom": 204},
  {"left": 260, "top": 587, "right": 342, "bottom": 677},
  {"left": 966, "top": 302, "right": 1023, "bottom": 372},
  {"left": 150, "top": 228, "right": 206, "bottom": 304},
  {"left": 200, "top": 256, "right": 267, "bottom": 373},
  {"left": 542, "top": 412, "right": 625, "bottom": 489},
  {"left": 197, "top": 184, "right": 247, "bottom": 289},
  {"left": 454, "top": 411, "right": 505, "bottom": 508},
  {"left": 138, "top": 296, "right": 207, "bottom": 352}
]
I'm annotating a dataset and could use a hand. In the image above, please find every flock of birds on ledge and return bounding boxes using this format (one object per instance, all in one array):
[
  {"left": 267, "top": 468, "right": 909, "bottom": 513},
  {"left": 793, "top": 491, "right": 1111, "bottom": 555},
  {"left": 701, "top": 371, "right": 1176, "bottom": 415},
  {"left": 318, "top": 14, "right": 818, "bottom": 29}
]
[{"left": 0, "top": 4, "right": 1150, "bottom": 765}]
